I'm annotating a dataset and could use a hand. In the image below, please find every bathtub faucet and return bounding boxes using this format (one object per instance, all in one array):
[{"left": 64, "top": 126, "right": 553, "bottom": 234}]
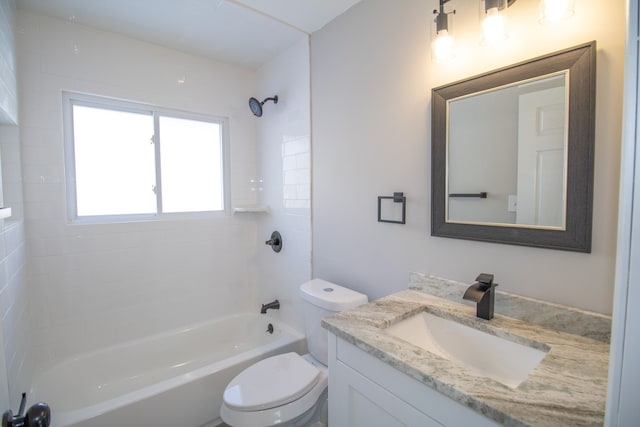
[
  {"left": 260, "top": 299, "right": 280, "bottom": 314},
  {"left": 2, "top": 392, "right": 51, "bottom": 427}
]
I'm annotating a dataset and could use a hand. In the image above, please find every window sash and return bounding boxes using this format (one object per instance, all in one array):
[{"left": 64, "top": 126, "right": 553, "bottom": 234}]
[{"left": 62, "top": 92, "right": 231, "bottom": 222}]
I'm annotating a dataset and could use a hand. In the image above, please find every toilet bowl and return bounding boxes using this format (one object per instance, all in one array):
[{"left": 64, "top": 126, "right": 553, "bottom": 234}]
[
  {"left": 220, "top": 353, "right": 327, "bottom": 427},
  {"left": 220, "top": 279, "right": 367, "bottom": 427}
]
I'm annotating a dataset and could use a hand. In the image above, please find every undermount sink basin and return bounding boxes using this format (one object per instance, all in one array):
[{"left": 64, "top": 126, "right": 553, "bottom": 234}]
[{"left": 384, "top": 311, "right": 548, "bottom": 388}]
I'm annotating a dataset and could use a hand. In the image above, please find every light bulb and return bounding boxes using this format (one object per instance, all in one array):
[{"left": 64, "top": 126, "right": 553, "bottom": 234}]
[
  {"left": 433, "top": 29, "right": 454, "bottom": 61},
  {"left": 482, "top": 7, "right": 506, "bottom": 44},
  {"left": 540, "top": 0, "right": 575, "bottom": 23}
]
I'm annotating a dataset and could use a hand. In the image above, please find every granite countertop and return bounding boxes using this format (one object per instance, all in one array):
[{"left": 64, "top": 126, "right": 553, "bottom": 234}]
[{"left": 321, "top": 274, "right": 610, "bottom": 427}]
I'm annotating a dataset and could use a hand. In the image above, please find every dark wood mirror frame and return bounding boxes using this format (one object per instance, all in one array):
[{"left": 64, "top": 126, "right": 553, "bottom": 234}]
[{"left": 431, "top": 42, "right": 596, "bottom": 252}]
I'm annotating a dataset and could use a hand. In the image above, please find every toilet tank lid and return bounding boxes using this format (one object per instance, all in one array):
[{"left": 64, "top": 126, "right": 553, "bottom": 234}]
[{"left": 300, "top": 279, "right": 368, "bottom": 311}]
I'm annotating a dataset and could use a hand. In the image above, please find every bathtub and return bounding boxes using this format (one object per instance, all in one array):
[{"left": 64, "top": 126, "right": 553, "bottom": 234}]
[{"left": 28, "top": 313, "right": 305, "bottom": 427}]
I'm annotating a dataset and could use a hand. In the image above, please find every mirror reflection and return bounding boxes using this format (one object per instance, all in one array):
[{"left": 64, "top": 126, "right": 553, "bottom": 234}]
[
  {"left": 431, "top": 42, "right": 595, "bottom": 252},
  {"left": 447, "top": 72, "right": 568, "bottom": 229}
]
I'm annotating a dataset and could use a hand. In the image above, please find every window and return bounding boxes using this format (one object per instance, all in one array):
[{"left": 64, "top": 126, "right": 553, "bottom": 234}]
[{"left": 63, "top": 93, "right": 229, "bottom": 221}]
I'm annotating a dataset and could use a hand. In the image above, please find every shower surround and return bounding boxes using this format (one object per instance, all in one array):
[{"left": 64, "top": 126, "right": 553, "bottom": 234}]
[{"left": 13, "top": 9, "right": 311, "bottom": 408}]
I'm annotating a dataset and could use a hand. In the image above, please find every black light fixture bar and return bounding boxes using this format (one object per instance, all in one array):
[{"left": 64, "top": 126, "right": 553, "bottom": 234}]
[{"left": 434, "top": 0, "right": 455, "bottom": 33}]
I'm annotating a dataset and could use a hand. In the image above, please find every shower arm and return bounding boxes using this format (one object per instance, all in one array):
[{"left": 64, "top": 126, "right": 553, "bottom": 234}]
[{"left": 262, "top": 96, "right": 278, "bottom": 105}]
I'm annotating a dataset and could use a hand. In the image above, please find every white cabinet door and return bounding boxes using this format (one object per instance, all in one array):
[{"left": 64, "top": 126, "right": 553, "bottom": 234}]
[{"left": 333, "top": 360, "right": 442, "bottom": 427}]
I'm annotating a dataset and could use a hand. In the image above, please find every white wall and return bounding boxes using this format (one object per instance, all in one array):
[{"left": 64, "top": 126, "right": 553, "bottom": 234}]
[
  {"left": 311, "top": 0, "right": 625, "bottom": 314},
  {"left": 0, "top": 0, "right": 28, "bottom": 410},
  {"left": 0, "top": 219, "right": 26, "bottom": 410},
  {"left": 255, "top": 37, "right": 311, "bottom": 332},
  {"left": 606, "top": 0, "right": 640, "bottom": 423},
  {"left": 16, "top": 10, "right": 265, "bottom": 383}
]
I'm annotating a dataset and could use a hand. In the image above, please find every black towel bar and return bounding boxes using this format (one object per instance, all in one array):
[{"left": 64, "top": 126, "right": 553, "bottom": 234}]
[{"left": 449, "top": 192, "right": 488, "bottom": 198}]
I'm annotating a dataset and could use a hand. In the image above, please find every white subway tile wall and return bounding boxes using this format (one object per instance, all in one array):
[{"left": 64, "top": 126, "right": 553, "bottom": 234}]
[
  {"left": 0, "top": 0, "right": 28, "bottom": 409},
  {"left": 0, "top": 221, "right": 27, "bottom": 408},
  {"left": 16, "top": 10, "right": 265, "bottom": 379},
  {"left": 255, "top": 37, "right": 311, "bottom": 332}
]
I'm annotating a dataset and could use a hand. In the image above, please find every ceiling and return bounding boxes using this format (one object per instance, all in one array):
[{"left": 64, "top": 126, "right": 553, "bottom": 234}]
[{"left": 15, "top": 0, "right": 362, "bottom": 69}]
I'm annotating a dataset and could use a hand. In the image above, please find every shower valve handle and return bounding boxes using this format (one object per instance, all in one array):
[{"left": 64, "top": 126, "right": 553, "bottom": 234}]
[
  {"left": 265, "top": 231, "right": 282, "bottom": 253},
  {"left": 265, "top": 237, "right": 280, "bottom": 246}
]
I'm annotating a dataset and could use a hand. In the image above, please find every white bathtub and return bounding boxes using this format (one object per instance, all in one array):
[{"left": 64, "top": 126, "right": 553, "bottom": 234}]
[{"left": 28, "top": 313, "right": 305, "bottom": 427}]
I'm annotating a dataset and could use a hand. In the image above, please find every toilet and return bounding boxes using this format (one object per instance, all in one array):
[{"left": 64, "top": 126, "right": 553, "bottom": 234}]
[{"left": 220, "top": 279, "right": 368, "bottom": 427}]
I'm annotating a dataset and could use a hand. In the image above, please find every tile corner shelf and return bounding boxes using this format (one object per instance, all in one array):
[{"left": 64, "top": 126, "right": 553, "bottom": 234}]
[
  {"left": 0, "top": 208, "right": 11, "bottom": 219},
  {"left": 233, "top": 205, "right": 271, "bottom": 214}
]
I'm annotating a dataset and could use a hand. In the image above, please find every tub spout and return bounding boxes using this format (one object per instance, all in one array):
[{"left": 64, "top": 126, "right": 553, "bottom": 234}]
[
  {"left": 2, "top": 393, "right": 51, "bottom": 427},
  {"left": 260, "top": 299, "right": 280, "bottom": 314}
]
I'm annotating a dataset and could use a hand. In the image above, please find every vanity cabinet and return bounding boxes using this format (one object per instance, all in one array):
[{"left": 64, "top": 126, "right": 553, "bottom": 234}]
[{"left": 328, "top": 332, "right": 500, "bottom": 427}]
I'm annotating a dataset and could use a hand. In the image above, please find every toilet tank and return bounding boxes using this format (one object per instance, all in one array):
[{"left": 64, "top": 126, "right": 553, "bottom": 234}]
[{"left": 300, "top": 279, "right": 368, "bottom": 365}]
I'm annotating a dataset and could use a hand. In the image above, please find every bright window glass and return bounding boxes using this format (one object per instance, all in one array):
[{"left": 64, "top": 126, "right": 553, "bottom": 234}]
[
  {"left": 159, "top": 116, "right": 223, "bottom": 213},
  {"left": 72, "top": 105, "right": 156, "bottom": 216},
  {"left": 65, "top": 94, "right": 228, "bottom": 221}
]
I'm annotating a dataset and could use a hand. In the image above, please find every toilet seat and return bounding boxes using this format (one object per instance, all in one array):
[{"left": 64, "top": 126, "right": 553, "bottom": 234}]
[
  {"left": 223, "top": 352, "right": 320, "bottom": 411},
  {"left": 220, "top": 353, "right": 328, "bottom": 427}
]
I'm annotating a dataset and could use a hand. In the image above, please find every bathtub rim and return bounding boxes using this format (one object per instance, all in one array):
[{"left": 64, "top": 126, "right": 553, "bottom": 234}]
[{"left": 28, "top": 313, "right": 305, "bottom": 427}]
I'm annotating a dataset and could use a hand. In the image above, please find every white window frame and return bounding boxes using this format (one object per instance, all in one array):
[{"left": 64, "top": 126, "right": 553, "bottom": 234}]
[{"left": 62, "top": 92, "right": 231, "bottom": 223}]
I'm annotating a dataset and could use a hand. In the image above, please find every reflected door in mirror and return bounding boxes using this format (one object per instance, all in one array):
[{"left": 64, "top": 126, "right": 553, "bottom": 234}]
[{"left": 516, "top": 84, "right": 566, "bottom": 228}]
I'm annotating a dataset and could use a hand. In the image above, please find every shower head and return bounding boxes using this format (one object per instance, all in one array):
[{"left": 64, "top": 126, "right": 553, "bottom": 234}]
[{"left": 249, "top": 95, "right": 278, "bottom": 117}]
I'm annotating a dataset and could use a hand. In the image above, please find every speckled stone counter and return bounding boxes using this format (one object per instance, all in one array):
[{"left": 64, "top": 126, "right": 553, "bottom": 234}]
[{"left": 322, "top": 274, "right": 611, "bottom": 427}]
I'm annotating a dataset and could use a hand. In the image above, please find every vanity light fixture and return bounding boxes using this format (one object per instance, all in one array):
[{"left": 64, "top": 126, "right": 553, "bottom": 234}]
[
  {"left": 431, "top": 0, "right": 572, "bottom": 61},
  {"left": 480, "top": 0, "right": 516, "bottom": 44},
  {"left": 432, "top": 0, "right": 455, "bottom": 61},
  {"left": 539, "top": 0, "right": 575, "bottom": 23}
]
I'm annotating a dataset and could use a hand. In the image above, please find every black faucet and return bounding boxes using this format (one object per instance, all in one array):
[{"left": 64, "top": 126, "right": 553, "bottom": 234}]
[
  {"left": 463, "top": 273, "right": 498, "bottom": 320},
  {"left": 260, "top": 299, "right": 280, "bottom": 314}
]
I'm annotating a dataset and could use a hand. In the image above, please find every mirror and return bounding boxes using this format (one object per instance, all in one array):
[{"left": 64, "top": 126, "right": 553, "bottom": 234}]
[
  {"left": 448, "top": 72, "right": 568, "bottom": 227},
  {"left": 431, "top": 42, "right": 595, "bottom": 252}
]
